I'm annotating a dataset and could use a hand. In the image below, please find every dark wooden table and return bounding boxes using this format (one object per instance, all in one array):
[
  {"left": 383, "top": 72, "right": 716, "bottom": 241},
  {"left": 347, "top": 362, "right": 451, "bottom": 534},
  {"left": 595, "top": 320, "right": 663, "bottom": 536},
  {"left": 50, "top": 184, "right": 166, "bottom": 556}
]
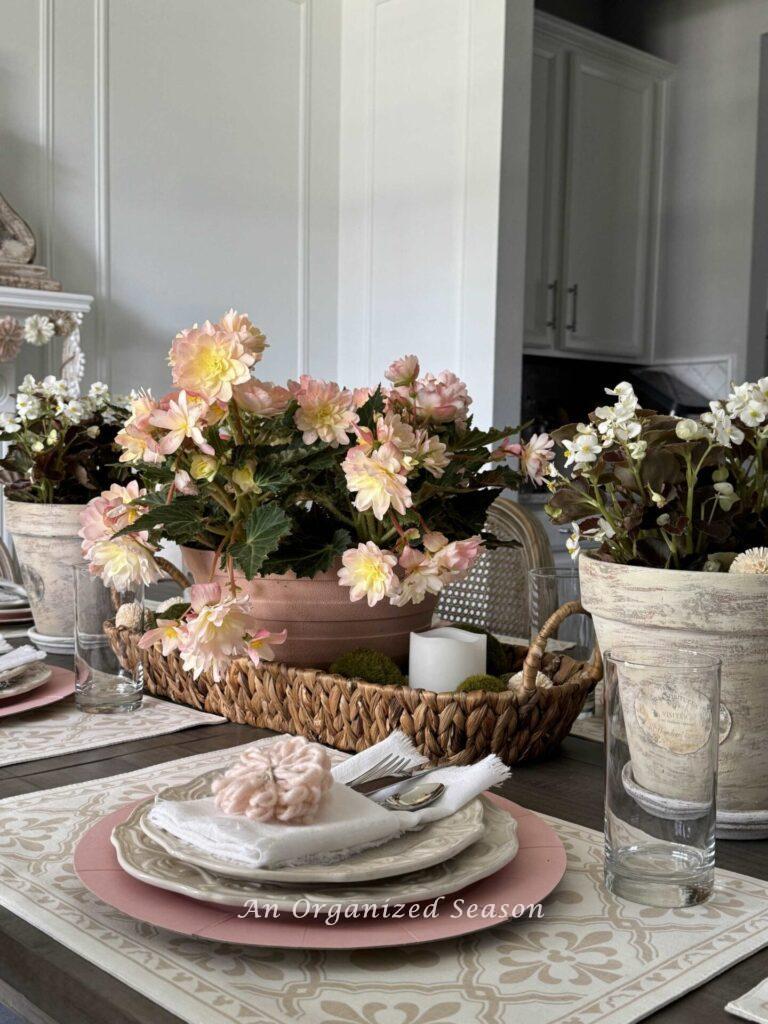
[{"left": 0, "top": 666, "right": 766, "bottom": 1024}]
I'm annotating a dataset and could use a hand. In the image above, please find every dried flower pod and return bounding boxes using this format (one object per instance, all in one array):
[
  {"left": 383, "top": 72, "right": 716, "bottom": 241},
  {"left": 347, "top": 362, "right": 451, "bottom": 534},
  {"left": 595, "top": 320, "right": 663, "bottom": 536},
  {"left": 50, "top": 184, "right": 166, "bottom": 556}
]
[
  {"left": 730, "top": 547, "right": 768, "bottom": 574},
  {"left": 0, "top": 317, "right": 23, "bottom": 363},
  {"left": 52, "top": 310, "right": 83, "bottom": 338},
  {"left": 212, "top": 736, "right": 333, "bottom": 823}
]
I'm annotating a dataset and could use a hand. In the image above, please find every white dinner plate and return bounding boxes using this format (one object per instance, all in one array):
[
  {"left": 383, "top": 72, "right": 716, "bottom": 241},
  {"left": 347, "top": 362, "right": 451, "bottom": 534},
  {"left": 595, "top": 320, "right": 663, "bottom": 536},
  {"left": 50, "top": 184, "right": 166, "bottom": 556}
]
[
  {"left": 140, "top": 769, "right": 487, "bottom": 884},
  {"left": 112, "top": 795, "right": 519, "bottom": 912}
]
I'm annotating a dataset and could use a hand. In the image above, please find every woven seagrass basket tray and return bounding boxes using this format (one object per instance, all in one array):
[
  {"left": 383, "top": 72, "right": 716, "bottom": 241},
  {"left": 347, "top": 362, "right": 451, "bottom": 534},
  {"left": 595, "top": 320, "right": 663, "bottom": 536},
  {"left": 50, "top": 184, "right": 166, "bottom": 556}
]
[{"left": 105, "top": 600, "right": 601, "bottom": 766}]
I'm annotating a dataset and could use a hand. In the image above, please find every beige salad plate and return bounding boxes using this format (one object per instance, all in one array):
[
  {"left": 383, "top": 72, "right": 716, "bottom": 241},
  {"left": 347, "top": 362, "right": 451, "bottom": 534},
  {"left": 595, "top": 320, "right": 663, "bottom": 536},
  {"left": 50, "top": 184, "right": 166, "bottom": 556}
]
[
  {"left": 139, "top": 769, "right": 487, "bottom": 883},
  {"left": 0, "top": 664, "right": 52, "bottom": 700}
]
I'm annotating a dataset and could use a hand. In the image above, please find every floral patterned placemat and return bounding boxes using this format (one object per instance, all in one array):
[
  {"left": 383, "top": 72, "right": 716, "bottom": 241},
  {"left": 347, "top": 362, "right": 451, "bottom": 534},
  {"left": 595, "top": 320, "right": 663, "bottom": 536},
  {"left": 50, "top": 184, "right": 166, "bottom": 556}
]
[
  {"left": 1, "top": 744, "right": 767, "bottom": 1024},
  {"left": 0, "top": 693, "right": 224, "bottom": 767},
  {"left": 727, "top": 977, "right": 768, "bottom": 1022}
]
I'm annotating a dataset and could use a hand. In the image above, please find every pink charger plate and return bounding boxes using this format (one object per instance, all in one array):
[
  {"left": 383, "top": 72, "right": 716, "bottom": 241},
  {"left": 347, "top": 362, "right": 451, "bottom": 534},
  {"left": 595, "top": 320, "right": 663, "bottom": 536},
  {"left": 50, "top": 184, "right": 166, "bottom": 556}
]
[
  {"left": 74, "top": 793, "right": 567, "bottom": 950},
  {"left": 0, "top": 665, "right": 74, "bottom": 718}
]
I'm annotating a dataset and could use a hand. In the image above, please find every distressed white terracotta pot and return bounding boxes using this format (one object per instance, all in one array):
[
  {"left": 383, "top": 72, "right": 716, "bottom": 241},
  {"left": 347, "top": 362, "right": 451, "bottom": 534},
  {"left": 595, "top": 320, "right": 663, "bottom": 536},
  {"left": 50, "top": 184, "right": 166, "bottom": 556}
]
[
  {"left": 4, "top": 498, "right": 86, "bottom": 639},
  {"left": 579, "top": 552, "right": 768, "bottom": 838}
]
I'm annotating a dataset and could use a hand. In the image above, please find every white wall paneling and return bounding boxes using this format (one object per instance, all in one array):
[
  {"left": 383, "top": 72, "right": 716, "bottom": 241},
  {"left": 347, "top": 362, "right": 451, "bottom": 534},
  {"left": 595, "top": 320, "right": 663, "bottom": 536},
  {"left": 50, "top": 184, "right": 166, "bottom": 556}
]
[
  {"left": 338, "top": 0, "right": 507, "bottom": 427},
  {"left": 1, "top": 0, "right": 344, "bottom": 393}
]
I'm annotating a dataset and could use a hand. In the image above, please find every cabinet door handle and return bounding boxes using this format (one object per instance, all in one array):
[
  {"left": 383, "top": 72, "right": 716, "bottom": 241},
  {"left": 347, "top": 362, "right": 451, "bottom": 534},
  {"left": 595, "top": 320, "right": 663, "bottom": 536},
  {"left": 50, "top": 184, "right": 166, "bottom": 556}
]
[
  {"left": 546, "top": 280, "right": 558, "bottom": 328},
  {"left": 566, "top": 284, "right": 579, "bottom": 332}
]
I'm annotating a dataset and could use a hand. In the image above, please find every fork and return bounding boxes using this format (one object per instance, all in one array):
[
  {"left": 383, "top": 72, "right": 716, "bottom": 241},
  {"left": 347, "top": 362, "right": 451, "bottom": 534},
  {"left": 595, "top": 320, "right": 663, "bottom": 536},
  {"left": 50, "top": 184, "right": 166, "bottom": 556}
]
[
  {"left": 346, "top": 751, "right": 415, "bottom": 791},
  {"left": 354, "top": 763, "right": 447, "bottom": 798}
]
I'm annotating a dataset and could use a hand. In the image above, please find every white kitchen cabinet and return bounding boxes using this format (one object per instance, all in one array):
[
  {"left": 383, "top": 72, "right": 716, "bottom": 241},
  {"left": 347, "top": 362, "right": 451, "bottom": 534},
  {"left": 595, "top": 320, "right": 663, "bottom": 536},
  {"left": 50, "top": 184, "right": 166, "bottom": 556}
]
[{"left": 524, "top": 14, "right": 673, "bottom": 362}]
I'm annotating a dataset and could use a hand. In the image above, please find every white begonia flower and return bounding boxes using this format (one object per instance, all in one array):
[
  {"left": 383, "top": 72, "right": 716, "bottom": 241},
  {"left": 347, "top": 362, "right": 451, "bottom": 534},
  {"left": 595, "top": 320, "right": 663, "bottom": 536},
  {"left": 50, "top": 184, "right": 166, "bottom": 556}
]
[
  {"left": 605, "top": 382, "right": 637, "bottom": 402},
  {"left": 15, "top": 394, "right": 41, "bottom": 421},
  {"left": 649, "top": 490, "right": 667, "bottom": 507},
  {"left": 89, "top": 381, "right": 110, "bottom": 403},
  {"left": 701, "top": 402, "right": 745, "bottom": 447},
  {"left": 31, "top": 440, "right": 44, "bottom": 452},
  {"left": 563, "top": 427, "right": 602, "bottom": 468},
  {"left": 45, "top": 429, "right": 58, "bottom": 446},
  {"left": 739, "top": 399, "right": 768, "bottom": 428},
  {"left": 628, "top": 438, "right": 647, "bottom": 461},
  {"left": 0, "top": 413, "right": 20, "bottom": 433},
  {"left": 597, "top": 517, "right": 615, "bottom": 539},
  {"left": 657, "top": 513, "right": 671, "bottom": 527},
  {"left": 756, "top": 378, "right": 768, "bottom": 403},
  {"left": 86, "top": 425, "right": 100, "bottom": 438},
  {"left": 23, "top": 315, "right": 55, "bottom": 346},
  {"left": 725, "top": 381, "right": 754, "bottom": 417},
  {"left": 675, "top": 418, "right": 706, "bottom": 441},
  {"left": 18, "top": 374, "right": 36, "bottom": 395},
  {"left": 565, "top": 523, "right": 581, "bottom": 560},
  {"left": 714, "top": 481, "right": 734, "bottom": 496},
  {"left": 59, "top": 399, "right": 85, "bottom": 423}
]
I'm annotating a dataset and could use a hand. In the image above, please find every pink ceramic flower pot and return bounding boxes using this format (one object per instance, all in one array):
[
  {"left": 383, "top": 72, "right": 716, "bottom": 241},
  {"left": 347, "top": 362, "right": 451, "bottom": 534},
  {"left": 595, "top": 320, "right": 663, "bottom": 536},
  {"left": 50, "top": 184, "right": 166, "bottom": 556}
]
[{"left": 180, "top": 547, "right": 436, "bottom": 669}]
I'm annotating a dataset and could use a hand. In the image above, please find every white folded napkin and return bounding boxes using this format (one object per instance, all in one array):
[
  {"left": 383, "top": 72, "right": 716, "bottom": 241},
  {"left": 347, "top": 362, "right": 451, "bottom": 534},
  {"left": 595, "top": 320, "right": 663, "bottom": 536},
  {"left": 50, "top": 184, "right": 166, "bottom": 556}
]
[
  {"left": 0, "top": 645, "right": 46, "bottom": 681},
  {"left": 146, "top": 734, "right": 511, "bottom": 869}
]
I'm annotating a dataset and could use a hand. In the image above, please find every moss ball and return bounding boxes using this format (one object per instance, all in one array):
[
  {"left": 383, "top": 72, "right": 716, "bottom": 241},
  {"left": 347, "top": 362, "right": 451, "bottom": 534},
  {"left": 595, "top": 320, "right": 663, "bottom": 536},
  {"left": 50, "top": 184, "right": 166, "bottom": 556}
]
[
  {"left": 330, "top": 648, "right": 406, "bottom": 687},
  {"left": 452, "top": 623, "right": 508, "bottom": 675},
  {"left": 456, "top": 673, "right": 508, "bottom": 693}
]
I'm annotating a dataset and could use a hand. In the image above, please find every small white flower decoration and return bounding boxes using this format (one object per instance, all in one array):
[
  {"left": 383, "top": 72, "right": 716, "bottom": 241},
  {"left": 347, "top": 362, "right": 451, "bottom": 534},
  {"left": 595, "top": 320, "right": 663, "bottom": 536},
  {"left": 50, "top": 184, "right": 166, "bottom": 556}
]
[{"left": 23, "top": 315, "right": 55, "bottom": 347}]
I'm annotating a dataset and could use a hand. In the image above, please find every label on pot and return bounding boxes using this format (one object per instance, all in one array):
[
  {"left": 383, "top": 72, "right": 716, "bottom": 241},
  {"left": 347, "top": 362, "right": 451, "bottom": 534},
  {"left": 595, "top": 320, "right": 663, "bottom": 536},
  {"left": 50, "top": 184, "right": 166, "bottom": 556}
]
[{"left": 633, "top": 685, "right": 712, "bottom": 754}]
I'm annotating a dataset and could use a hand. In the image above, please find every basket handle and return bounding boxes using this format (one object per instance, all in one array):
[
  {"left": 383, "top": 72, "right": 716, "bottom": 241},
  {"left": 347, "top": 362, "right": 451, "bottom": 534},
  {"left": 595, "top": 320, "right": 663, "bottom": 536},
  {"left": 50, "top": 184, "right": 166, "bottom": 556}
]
[
  {"left": 520, "top": 599, "right": 602, "bottom": 697},
  {"left": 154, "top": 556, "right": 192, "bottom": 591}
]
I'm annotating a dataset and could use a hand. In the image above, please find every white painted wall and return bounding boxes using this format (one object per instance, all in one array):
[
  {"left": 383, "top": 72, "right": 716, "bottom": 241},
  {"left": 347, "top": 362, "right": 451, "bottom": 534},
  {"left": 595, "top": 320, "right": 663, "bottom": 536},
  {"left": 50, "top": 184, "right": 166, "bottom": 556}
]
[
  {"left": 0, "top": 0, "right": 342, "bottom": 393},
  {"left": 337, "top": 0, "right": 509, "bottom": 428},
  {"left": 639, "top": 0, "right": 768, "bottom": 381},
  {"left": 1, "top": 0, "right": 524, "bottom": 425}
]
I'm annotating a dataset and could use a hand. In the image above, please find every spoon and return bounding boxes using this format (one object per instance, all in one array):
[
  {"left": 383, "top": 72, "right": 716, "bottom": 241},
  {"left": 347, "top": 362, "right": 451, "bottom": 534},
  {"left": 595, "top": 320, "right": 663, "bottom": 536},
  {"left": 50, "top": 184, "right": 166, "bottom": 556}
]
[{"left": 383, "top": 782, "right": 445, "bottom": 811}]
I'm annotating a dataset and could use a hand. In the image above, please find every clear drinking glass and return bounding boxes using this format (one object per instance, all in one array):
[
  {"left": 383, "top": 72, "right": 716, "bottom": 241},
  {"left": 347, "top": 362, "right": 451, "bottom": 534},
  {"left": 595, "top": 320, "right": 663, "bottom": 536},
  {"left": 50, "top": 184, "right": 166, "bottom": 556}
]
[
  {"left": 603, "top": 645, "right": 721, "bottom": 908},
  {"left": 528, "top": 567, "right": 595, "bottom": 712},
  {"left": 73, "top": 565, "right": 144, "bottom": 714}
]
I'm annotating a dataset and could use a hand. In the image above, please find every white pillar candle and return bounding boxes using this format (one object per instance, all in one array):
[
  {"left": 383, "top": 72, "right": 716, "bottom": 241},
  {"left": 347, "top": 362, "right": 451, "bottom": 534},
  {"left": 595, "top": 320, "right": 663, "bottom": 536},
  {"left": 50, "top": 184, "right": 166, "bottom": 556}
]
[{"left": 408, "top": 627, "right": 488, "bottom": 692}]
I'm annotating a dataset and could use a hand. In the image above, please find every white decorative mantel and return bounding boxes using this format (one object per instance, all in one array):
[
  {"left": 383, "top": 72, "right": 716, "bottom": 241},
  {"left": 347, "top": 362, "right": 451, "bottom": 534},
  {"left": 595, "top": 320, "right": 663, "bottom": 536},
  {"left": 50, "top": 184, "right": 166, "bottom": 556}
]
[{"left": 0, "top": 286, "right": 93, "bottom": 413}]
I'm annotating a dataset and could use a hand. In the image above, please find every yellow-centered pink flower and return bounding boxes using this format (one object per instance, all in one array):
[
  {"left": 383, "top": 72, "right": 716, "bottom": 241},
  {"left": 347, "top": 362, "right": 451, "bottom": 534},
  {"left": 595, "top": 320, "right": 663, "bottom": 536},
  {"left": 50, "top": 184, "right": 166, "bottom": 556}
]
[
  {"left": 169, "top": 322, "right": 254, "bottom": 403},
  {"left": 342, "top": 443, "right": 413, "bottom": 520},
  {"left": 337, "top": 542, "right": 398, "bottom": 606}
]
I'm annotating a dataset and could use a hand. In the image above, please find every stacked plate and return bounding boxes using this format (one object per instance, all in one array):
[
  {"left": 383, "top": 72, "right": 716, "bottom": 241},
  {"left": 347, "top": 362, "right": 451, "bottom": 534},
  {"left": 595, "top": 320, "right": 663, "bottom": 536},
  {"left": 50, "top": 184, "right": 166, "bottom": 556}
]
[
  {"left": 111, "top": 769, "right": 521, "bottom": 914},
  {"left": 0, "top": 581, "right": 34, "bottom": 628},
  {"left": 0, "top": 661, "right": 52, "bottom": 701}
]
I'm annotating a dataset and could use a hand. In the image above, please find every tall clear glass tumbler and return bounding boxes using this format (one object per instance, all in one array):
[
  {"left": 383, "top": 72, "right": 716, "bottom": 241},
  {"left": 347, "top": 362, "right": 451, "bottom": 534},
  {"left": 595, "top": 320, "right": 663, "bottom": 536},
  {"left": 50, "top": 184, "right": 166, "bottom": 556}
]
[
  {"left": 603, "top": 646, "right": 721, "bottom": 908},
  {"left": 73, "top": 565, "right": 144, "bottom": 714}
]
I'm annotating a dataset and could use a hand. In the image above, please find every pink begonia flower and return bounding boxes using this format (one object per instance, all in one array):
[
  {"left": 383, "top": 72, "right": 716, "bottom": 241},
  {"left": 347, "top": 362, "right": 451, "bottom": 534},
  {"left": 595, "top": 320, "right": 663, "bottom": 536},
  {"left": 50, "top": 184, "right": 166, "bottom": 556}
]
[
  {"left": 495, "top": 433, "right": 554, "bottom": 485},
  {"left": 115, "top": 423, "right": 165, "bottom": 465},
  {"left": 79, "top": 480, "right": 147, "bottom": 558},
  {"left": 244, "top": 628, "right": 288, "bottom": 667},
  {"left": 125, "top": 389, "right": 157, "bottom": 431},
  {"left": 375, "top": 412, "right": 417, "bottom": 454},
  {"left": 342, "top": 443, "right": 413, "bottom": 520},
  {"left": 415, "top": 430, "right": 450, "bottom": 478},
  {"left": 413, "top": 371, "right": 471, "bottom": 426},
  {"left": 233, "top": 379, "right": 293, "bottom": 417},
  {"left": 519, "top": 433, "right": 555, "bottom": 486},
  {"left": 86, "top": 537, "right": 163, "bottom": 591},
  {"left": 173, "top": 469, "right": 198, "bottom": 495},
  {"left": 293, "top": 378, "right": 359, "bottom": 446},
  {"left": 337, "top": 541, "right": 399, "bottom": 606},
  {"left": 352, "top": 387, "right": 372, "bottom": 408},
  {"left": 178, "top": 584, "right": 257, "bottom": 682},
  {"left": 431, "top": 535, "right": 483, "bottom": 580},
  {"left": 390, "top": 545, "right": 442, "bottom": 607},
  {"left": 385, "top": 355, "right": 420, "bottom": 387},
  {"left": 138, "top": 620, "right": 184, "bottom": 657},
  {"left": 169, "top": 321, "right": 254, "bottom": 403},
  {"left": 150, "top": 390, "right": 214, "bottom": 456},
  {"left": 216, "top": 309, "right": 268, "bottom": 360}
]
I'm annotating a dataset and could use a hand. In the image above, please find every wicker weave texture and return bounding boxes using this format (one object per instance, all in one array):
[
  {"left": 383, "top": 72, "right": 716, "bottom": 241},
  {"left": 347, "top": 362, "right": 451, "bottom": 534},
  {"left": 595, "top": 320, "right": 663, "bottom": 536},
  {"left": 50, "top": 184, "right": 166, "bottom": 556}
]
[
  {"left": 436, "top": 497, "right": 554, "bottom": 637},
  {"left": 106, "top": 618, "right": 599, "bottom": 767}
]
